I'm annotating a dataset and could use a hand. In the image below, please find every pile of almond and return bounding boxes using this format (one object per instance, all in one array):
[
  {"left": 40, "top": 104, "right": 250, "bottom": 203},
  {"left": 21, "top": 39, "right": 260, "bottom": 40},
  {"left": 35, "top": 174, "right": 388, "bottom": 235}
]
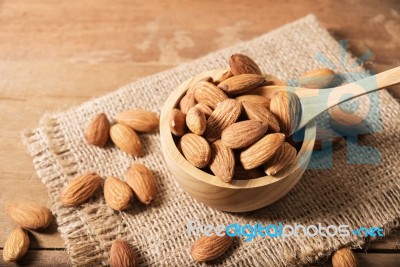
[{"left": 169, "top": 54, "right": 335, "bottom": 182}]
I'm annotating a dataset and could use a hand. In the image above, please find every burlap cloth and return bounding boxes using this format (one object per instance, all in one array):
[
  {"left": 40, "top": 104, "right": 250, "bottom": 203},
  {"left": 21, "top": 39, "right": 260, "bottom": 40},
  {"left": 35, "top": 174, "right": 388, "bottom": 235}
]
[{"left": 23, "top": 15, "right": 400, "bottom": 266}]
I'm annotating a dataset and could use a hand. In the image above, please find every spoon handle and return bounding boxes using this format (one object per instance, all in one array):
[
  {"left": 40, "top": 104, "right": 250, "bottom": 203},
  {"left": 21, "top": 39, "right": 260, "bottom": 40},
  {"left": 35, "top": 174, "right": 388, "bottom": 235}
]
[{"left": 297, "top": 66, "right": 400, "bottom": 130}]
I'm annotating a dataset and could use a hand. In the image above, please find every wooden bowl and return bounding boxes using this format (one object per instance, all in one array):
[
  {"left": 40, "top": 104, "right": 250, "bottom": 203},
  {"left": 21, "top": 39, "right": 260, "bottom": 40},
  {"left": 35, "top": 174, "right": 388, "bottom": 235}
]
[{"left": 160, "top": 69, "right": 316, "bottom": 212}]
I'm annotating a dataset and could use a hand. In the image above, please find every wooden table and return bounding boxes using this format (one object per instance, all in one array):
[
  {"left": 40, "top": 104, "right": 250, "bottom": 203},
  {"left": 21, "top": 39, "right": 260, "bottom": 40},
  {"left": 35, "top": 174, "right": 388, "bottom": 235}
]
[{"left": 0, "top": 0, "right": 399, "bottom": 266}]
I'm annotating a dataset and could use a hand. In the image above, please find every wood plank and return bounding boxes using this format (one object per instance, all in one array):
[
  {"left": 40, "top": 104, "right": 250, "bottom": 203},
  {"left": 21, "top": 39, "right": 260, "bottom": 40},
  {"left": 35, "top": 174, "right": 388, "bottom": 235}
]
[{"left": 0, "top": 250, "right": 69, "bottom": 267}]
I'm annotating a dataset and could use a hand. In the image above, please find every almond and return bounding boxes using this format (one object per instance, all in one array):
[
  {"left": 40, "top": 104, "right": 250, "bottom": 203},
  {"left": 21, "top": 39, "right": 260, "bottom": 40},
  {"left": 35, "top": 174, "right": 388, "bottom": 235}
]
[
  {"left": 264, "top": 142, "right": 297, "bottom": 175},
  {"left": 2, "top": 227, "right": 30, "bottom": 262},
  {"left": 5, "top": 202, "right": 52, "bottom": 230},
  {"left": 209, "top": 140, "right": 235, "bottom": 183},
  {"left": 104, "top": 176, "right": 134, "bottom": 211},
  {"left": 194, "top": 81, "right": 228, "bottom": 109},
  {"left": 221, "top": 120, "right": 268, "bottom": 149},
  {"left": 110, "top": 123, "right": 142, "bottom": 156},
  {"left": 186, "top": 107, "right": 207, "bottom": 135},
  {"left": 264, "top": 74, "right": 287, "bottom": 86},
  {"left": 204, "top": 99, "right": 242, "bottom": 142},
  {"left": 191, "top": 235, "right": 233, "bottom": 262},
  {"left": 240, "top": 133, "right": 285, "bottom": 169},
  {"left": 125, "top": 163, "right": 157, "bottom": 205},
  {"left": 332, "top": 248, "right": 358, "bottom": 267},
  {"left": 85, "top": 113, "right": 110, "bottom": 147},
  {"left": 217, "top": 69, "right": 234, "bottom": 83},
  {"left": 235, "top": 94, "right": 271, "bottom": 109},
  {"left": 298, "top": 68, "right": 335, "bottom": 89},
  {"left": 242, "top": 101, "right": 280, "bottom": 132},
  {"left": 109, "top": 239, "right": 137, "bottom": 267},
  {"left": 194, "top": 103, "right": 213, "bottom": 117},
  {"left": 270, "top": 91, "right": 302, "bottom": 136},
  {"left": 229, "top": 54, "right": 262, "bottom": 75},
  {"left": 115, "top": 109, "right": 159, "bottom": 132},
  {"left": 179, "top": 87, "right": 196, "bottom": 114},
  {"left": 180, "top": 133, "right": 211, "bottom": 168},
  {"left": 60, "top": 172, "right": 101, "bottom": 206},
  {"left": 329, "top": 106, "right": 369, "bottom": 136},
  {"left": 218, "top": 74, "right": 265, "bottom": 94},
  {"left": 170, "top": 108, "right": 186, "bottom": 136}
]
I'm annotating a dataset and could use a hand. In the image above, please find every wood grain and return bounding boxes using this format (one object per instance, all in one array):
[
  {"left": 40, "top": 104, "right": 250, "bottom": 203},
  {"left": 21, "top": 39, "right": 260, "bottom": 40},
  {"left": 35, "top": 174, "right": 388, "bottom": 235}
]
[{"left": 0, "top": 0, "right": 399, "bottom": 265}]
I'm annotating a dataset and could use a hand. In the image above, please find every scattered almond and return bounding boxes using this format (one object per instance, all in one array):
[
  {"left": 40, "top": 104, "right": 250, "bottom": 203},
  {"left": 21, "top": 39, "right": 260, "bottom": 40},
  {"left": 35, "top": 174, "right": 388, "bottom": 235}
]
[
  {"left": 186, "top": 107, "right": 207, "bottom": 135},
  {"left": 110, "top": 123, "right": 143, "bottom": 156},
  {"left": 332, "top": 247, "right": 358, "bottom": 267},
  {"left": 264, "top": 142, "right": 297, "bottom": 175},
  {"left": 191, "top": 235, "right": 233, "bottom": 262},
  {"left": 240, "top": 133, "right": 285, "bottom": 169},
  {"left": 298, "top": 68, "right": 335, "bottom": 89},
  {"left": 218, "top": 74, "right": 265, "bottom": 94},
  {"left": 5, "top": 202, "right": 52, "bottom": 230},
  {"left": 229, "top": 54, "right": 262, "bottom": 75},
  {"left": 205, "top": 99, "right": 242, "bottom": 142},
  {"left": 2, "top": 227, "right": 30, "bottom": 262},
  {"left": 194, "top": 103, "right": 213, "bottom": 117},
  {"left": 194, "top": 81, "right": 228, "bottom": 109},
  {"left": 115, "top": 109, "right": 159, "bottom": 132},
  {"left": 242, "top": 101, "right": 280, "bottom": 132},
  {"left": 109, "top": 239, "right": 137, "bottom": 267},
  {"left": 235, "top": 94, "right": 271, "bottom": 109},
  {"left": 313, "top": 128, "right": 343, "bottom": 150},
  {"left": 169, "top": 108, "right": 186, "bottom": 136},
  {"left": 180, "top": 133, "right": 211, "bottom": 168},
  {"left": 221, "top": 120, "right": 268, "bottom": 149},
  {"left": 60, "top": 172, "right": 101, "bottom": 206},
  {"left": 85, "top": 113, "right": 110, "bottom": 147},
  {"left": 104, "top": 176, "right": 134, "bottom": 211},
  {"left": 125, "top": 163, "right": 157, "bottom": 205},
  {"left": 270, "top": 91, "right": 302, "bottom": 136},
  {"left": 209, "top": 140, "right": 235, "bottom": 183}
]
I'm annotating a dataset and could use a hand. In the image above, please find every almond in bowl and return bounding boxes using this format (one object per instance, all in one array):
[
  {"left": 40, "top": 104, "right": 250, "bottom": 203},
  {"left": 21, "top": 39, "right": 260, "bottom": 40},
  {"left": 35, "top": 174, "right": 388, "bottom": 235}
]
[{"left": 160, "top": 54, "right": 317, "bottom": 212}]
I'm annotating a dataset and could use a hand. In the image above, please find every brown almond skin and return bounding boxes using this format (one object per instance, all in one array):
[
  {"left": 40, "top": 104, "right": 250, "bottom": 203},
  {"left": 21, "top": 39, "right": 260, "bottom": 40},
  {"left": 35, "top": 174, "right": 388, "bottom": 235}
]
[
  {"left": 269, "top": 91, "right": 302, "bottom": 136},
  {"left": 221, "top": 120, "right": 268, "bottom": 149},
  {"left": 194, "top": 103, "right": 213, "bottom": 117},
  {"left": 180, "top": 133, "right": 211, "bottom": 168},
  {"left": 110, "top": 124, "right": 143, "bottom": 156},
  {"left": 210, "top": 140, "right": 235, "bottom": 183},
  {"left": 236, "top": 94, "right": 271, "bottom": 109},
  {"left": 332, "top": 247, "right": 358, "bottom": 267},
  {"left": 104, "top": 176, "right": 133, "bottom": 211},
  {"left": 217, "top": 69, "right": 234, "bottom": 83},
  {"left": 179, "top": 87, "right": 197, "bottom": 114},
  {"left": 264, "top": 142, "right": 297, "bottom": 175},
  {"left": 109, "top": 240, "right": 138, "bottom": 267},
  {"left": 194, "top": 81, "right": 228, "bottom": 109},
  {"left": 240, "top": 133, "right": 285, "bottom": 169},
  {"left": 298, "top": 68, "right": 335, "bottom": 89},
  {"left": 170, "top": 108, "right": 186, "bottom": 136},
  {"left": 115, "top": 109, "right": 159, "bottom": 132},
  {"left": 328, "top": 106, "right": 370, "bottom": 136},
  {"left": 85, "top": 113, "right": 110, "bottom": 147},
  {"left": 218, "top": 74, "right": 265, "bottom": 94},
  {"left": 229, "top": 54, "right": 262, "bottom": 75},
  {"left": 186, "top": 107, "right": 207, "bottom": 135},
  {"left": 5, "top": 202, "right": 52, "bottom": 230},
  {"left": 125, "top": 163, "right": 157, "bottom": 204},
  {"left": 242, "top": 101, "right": 280, "bottom": 133},
  {"left": 191, "top": 235, "right": 233, "bottom": 262},
  {"left": 3, "top": 227, "right": 30, "bottom": 262},
  {"left": 60, "top": 172, "right": 101, "bottom": 206},
  {"left": 313, "top": 128, "right": 343, "bottom": 150},
  {"left": 204, "top": 99, "right": 242, "bottom": 142}
]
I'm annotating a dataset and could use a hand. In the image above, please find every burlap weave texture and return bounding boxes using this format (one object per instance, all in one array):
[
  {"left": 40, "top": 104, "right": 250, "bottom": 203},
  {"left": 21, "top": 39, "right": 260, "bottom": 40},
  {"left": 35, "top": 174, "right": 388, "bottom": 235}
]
[{"left": 24, "top": 15, "right": 400, "bottom": 266}]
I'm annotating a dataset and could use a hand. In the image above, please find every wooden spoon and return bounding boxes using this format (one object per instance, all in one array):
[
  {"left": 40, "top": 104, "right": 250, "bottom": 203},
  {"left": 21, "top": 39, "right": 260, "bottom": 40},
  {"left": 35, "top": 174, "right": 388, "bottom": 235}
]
[{"left": 270, "top": 66, "right": 400, "bottom": 135}]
